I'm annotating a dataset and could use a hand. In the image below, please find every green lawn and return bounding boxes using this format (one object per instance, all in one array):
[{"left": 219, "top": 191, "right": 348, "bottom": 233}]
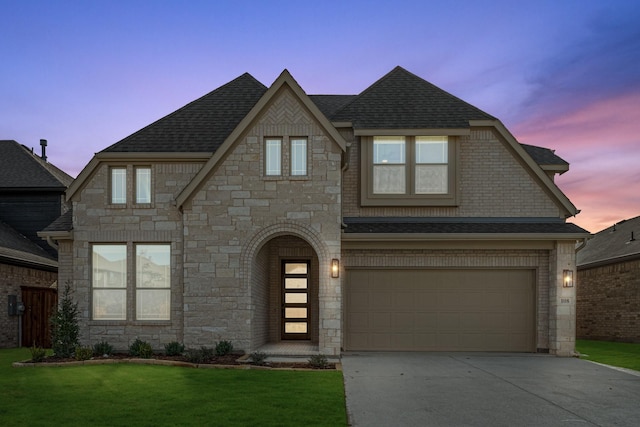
[
  {"left": 0, "top": 348, "right": 347, "bottom": 427},
  {"left": 576, "top": 339, "right": 640, "bottom": 372}
]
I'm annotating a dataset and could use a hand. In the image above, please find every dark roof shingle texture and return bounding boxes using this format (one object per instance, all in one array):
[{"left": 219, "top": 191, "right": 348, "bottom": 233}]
[
  {"left": 102, "top": 73, "right": 267, "bottom": 153},
  {"left": 521, "top": 144, "right": 568, "bottom": 166},
  {"left": 577, "top": 216, "right": 640, "bottom": 267},
  {"left": 0, "top": 140, "right": 73, "bottom": 189},
  {"left": 329, "top": 66, "right": 495, "bottom": 128},
  {"left": 343, "top": 218, "right": 589, "bottom": 234}
]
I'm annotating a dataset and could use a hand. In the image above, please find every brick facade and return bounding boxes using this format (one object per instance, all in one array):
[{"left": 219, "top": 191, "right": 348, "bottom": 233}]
[
  {"left": 0, "top": 263, "right": 57, "bottom": 348},
  {"left": 577, "top": 258, "right": 640, "bottom": 342}
]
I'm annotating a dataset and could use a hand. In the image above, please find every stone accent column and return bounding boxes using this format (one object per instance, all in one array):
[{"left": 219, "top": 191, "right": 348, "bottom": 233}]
[{"left": 549, "top": 240, "right": 577, "bottom": 356}]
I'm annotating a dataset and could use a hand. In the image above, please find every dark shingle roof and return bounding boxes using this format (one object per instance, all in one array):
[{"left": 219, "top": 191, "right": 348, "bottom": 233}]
[
  {"left": 521, "top": 144, "right": 569, "bottom": 167},
  {"left": 41, "top": 209, "right": 73, "bottom": 233},
  {"left": 0, "top": 140, "right": 73, "bottom": 189},
  {"left": 329, "top": 66, "right": 495, "bottom": 128},
  {"left": 102, "top": 73, "right": 268, "bottom": 153},
  {"left": 0, "top": 219, "right": 56, "bottom": 264},
  {"left": 577, "top": 216, "right": 640, "bottom": 268},
  {"left": 309, "top": 95, "right": 357, "bottom": 118},
  {"left": 343, "top": 217, "right": 589, "bottom": 234}
]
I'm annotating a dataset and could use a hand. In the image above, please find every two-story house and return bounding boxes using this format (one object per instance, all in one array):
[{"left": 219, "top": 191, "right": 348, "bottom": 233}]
[
  {"left": 0, "top": 140, "right": 73, "bottom": 348},
  {"left": 41, "top": 67, "right": 589, "bottom": 356}
]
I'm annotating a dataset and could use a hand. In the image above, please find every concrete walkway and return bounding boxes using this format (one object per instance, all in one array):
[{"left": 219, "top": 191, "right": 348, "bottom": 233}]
[{"left": 341, "top": 352, "right": 640, "bottom": 426}]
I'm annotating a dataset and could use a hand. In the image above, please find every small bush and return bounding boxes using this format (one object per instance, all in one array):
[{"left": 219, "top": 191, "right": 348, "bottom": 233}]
[
  {"left": 164, "top": 341, "right": 185, "bottom": 356},
  {"left": 249, "top": 351, "right": 268, "bottom": 366},
  {"left": 93, "top": 340, "right": 113, "bottom": 357},
  {"left": 184, "top": 347, "right": 214, "bottom": 364},
  {"left": 215, "top": 340, "right": 234, "bottom": 356},
  {"left": 30, "top": 344, "right": 46, "bottom": 362},
  {"left": 308, "top": 354, "right": 329, "bottom": 369},
  {"left": 75, "top": 346, "right": 93, "bottom": 361},
  {"left": 129, "top": 339, "right": 153, "bottom": 358}
]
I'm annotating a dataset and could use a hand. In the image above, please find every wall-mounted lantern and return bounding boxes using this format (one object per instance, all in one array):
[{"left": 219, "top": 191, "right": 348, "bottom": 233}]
[
  {"left": 331, "top": 259, "right": 340, "bottom": 278},
  {"left": 563, "top": 270, "right": 574, "bottom": 288}
]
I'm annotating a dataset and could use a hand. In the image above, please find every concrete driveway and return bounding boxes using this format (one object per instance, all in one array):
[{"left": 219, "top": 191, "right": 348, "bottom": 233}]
[{"left": 341, "top": 352, "right": 640, "bottom": 426}]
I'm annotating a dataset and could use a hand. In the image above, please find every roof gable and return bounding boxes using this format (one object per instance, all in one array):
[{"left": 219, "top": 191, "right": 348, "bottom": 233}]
[
  {"left": 102, "top": 73, "right": 268, "bottom": 153},
  {"left": 330, "top": 66, "right": 495, "bottom": 129},
  {"left": 0, "top": 140, "right": 72, "bottom": 189},
  {"left": 176, "top": 69, "right": 347, "bottom": 208}
]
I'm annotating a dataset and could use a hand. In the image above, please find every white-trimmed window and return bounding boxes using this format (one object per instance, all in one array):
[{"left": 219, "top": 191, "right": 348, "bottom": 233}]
[
  {"left": 110, "top": 167, "right": 126, "bottom": 204},
  {"left": 362, "top": 135, "right": 456, "bottom": 206},
  {"left": 290, "top": 138, "right": 307, "bottom": 176},
  {"left": 135, "top": 167, "right": 151, "bottom": 204},
  {"left": 136, "top": 244, "right": 170, "bottom": 320},
  {"left": 265, "top": 138, "right": 282, "bottom": 176},
  {"left": 92, "top": 244, "right": 127, "bottom": 320}
]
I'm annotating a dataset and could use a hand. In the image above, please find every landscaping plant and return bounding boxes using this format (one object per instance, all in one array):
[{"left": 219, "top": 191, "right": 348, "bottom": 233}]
[{"left": 49, "top": 281, "right": 80, "bottom": 358}]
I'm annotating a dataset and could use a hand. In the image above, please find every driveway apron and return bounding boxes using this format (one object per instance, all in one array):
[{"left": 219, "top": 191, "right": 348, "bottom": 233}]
[{"left": 341, "top": 352, "right": 640, "bottom": 426}]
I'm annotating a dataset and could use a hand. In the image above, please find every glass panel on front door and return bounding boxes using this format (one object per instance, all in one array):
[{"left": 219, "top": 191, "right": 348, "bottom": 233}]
[{"left": 282, "top": 261, "right": 310, "bottom": 340}]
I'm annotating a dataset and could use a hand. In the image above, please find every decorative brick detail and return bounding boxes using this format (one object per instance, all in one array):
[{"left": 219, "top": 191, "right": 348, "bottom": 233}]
[{"left": 577, "top": 259, "right": 640, "bottom": 343}]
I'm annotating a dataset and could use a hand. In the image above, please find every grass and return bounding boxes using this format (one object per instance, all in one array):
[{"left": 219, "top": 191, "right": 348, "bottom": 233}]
[
  {"left": 576, "top": 339, "right": 640, "bottom": 372},
  {"left": 0, "top": 348, "right": 347, "bottom": 427}
]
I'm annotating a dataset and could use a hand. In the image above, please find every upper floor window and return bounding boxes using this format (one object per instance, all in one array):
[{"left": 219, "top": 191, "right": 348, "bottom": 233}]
[
  {"left": 290, "top": 138, "right": 307, "bottom": 176},
  {"left": 110, "top": 167, "right": 126, "bottom": 204},
  {"left": 265, "top": 138, "right": 282, "bottom": 176},
  {"left": 361, "top": 135, "right": 457, "bottom": 206},
  {"left": 135, "top": 167, "right": 151, "bottom": 204}
]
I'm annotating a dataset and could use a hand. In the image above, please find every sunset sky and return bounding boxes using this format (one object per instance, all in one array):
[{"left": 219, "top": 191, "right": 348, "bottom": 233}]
[{"left": 2, "top": 0, "right": 639, "bottom": 233}]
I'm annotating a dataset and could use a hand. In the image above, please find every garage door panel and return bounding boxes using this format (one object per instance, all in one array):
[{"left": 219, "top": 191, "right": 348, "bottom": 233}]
[{"left": 346, "top": 269, "right": 535, "bottom": 352}]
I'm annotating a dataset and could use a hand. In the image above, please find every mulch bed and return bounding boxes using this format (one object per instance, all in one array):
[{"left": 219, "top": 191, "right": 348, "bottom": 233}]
[{"left": 17, "top": 353, "right": 337, "bottom": 370}]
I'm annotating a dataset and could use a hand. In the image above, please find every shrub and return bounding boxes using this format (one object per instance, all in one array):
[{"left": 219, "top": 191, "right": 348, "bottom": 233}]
[
  {"left": 93, "top": 340, "right": 113, "bottom": 357},
  {"left": 249, "top": 351, "right": 268, "bottom": 366},
  {"left": 75, "top": 346, "right": 93, "bottom": 361},
  {"left": 308, "top": 354, "right": 329, "bottom": 369},
  {"left": 184, "top": 347, "right": 214, "bottom": 364},
  {"left": 30, "top": 344, "right": 46, "bottom": 362},
  {"left": 164, "top": 341, "right": 185, "bottom": 357},
  {"left": 50, "top": 282, "right": 80, "bottom": 358},
  {"left": 215, "top": 340, "right": 234, "bottom": 356},
  {"left": 129, "top": 339, "right": 153, "bottom": 358}
]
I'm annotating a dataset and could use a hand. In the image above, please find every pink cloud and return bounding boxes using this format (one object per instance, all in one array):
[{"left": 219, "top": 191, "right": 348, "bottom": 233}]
[{"left": 512, "top": 90, "right": 640, "bottom": 233}]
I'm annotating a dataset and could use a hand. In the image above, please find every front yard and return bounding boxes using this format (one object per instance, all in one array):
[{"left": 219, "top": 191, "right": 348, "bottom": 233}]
[
  {"left": 576, "top": 339, "right": 640, "bottom": 372},
  {"left": 0, "top": 348, "right": 347, "bottom": 426}
]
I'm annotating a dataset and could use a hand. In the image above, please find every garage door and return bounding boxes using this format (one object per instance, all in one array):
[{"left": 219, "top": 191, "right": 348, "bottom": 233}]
[{"left": 346, "top": 269, "right": 535, "bottom": 352}]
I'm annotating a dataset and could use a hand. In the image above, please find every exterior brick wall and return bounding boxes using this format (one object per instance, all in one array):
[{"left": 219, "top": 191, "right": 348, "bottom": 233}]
[
  {"left": 343, "top": 129, "right": 562, "bottom": 218},
  {"left": 343, "top": 248, "right": 552, "bottom": 350},
  {"left": 0, "top": 263, "right": 57, "bottom": 348},
  {"left": 577, "top": 258, "right": 640, "bottom": 342}
]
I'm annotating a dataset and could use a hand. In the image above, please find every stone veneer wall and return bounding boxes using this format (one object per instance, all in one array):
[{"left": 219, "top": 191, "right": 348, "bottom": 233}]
[
  {"left": 577, "top": 258, "right": 640, "bottom": 343},
  {"left": 342, "top": 128, "right": 562, "bottom": 218},
  {"left": 0, "top": 263, "right": 57, "bottom": 348},
  {"left": 342, "top": 248, "right": 551, "bottom": 350},
  {"left": 548, "top": 241, "right": 578, "bottom": 356},
  {"left": 68, "top": 162, "right": 202, "bottom": 351},
  {"left": 182, "top": 87, "right": 343, "bottom": 354}
]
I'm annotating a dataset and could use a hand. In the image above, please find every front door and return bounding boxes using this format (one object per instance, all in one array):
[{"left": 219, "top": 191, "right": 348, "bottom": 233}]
[{"left": 282, "top": 261, "right": 310, "bottom": 340}]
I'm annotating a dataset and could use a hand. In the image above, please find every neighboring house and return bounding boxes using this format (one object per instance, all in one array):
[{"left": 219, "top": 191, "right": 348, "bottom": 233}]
[
  {"left": 41, "top": 67, "right": 589, "bottom": 356},
  {"left": 577, "top": 216, "right": 640, "bottom": 343},
  {"left": 0, "top": 140, "right": 73, "bottom": 348}
]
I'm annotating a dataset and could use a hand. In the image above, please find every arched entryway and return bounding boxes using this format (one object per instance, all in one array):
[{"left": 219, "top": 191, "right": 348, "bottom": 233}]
[{"left": 250, "top": 235, "right": 320, "bottom": 349}]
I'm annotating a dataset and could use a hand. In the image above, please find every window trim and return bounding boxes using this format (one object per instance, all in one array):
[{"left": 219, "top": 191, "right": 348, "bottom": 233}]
[
  {"left": 264, "top": 138, "right": 283, "bottom": 176},
  {"left": 290, "top": 137, "right": 308, "bottom": 176},
  {"left": 360, "top": 135, "right": 458, "bottom": 206},
  {"left": 110, "top": 167, "right": 127, "bottom": 205},
  {"left": 134, "top": 166, "right": 152, "bottom": 205}
]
